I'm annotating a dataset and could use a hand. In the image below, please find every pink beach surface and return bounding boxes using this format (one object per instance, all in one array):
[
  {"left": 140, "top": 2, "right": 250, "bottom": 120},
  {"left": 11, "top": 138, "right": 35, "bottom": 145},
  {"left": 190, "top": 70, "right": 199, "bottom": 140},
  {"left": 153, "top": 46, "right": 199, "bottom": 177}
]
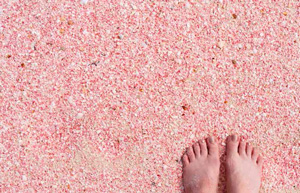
[{"left": 0, "top": 0, "right": 299, "bottom": 192}]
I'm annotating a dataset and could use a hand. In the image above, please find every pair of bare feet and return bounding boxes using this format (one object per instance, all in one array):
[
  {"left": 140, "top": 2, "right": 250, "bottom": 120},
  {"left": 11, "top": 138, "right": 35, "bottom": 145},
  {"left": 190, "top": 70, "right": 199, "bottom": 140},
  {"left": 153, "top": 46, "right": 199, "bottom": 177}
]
[{"left": 182, "top": 134, "right": 263, "bottom": 193}]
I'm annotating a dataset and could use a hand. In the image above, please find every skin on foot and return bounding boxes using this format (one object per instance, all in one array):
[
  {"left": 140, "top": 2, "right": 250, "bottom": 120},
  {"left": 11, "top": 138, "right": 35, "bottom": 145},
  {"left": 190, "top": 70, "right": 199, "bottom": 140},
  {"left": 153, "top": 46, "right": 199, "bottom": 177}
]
[
  {"left": 226, "top": 135, "right": 264, "bottom": 193},
  {"left": 182, "top": 136, "right": 220, "bottom": 193}
]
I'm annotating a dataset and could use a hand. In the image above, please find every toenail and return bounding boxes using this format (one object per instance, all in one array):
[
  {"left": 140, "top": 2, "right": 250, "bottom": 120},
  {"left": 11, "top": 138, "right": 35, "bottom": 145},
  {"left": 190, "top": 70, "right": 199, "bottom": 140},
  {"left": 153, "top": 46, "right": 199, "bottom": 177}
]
[
  {"left": 231, "top": 135, "right": 237, "bottom": 141},
  {"left": 209, "top": 136, "right": 215, "bottom": 143}
]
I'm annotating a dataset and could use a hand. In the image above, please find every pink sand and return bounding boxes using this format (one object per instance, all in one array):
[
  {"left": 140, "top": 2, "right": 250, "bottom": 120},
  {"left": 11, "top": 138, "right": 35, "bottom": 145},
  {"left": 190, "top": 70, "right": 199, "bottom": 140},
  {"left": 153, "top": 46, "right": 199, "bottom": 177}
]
[{"left": 0, "top": 0, "right": 299, "bottom": 192}]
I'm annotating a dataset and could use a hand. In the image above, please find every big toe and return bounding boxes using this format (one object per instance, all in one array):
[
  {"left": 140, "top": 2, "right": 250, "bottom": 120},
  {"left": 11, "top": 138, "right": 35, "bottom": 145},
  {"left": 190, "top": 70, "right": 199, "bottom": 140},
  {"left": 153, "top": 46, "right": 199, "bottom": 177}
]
[
  {"left": 206, "top": 136, "right": 219, "bottom": 157},
  {"left": 226, "top": 134, "right": 239, "bottom": 156}
]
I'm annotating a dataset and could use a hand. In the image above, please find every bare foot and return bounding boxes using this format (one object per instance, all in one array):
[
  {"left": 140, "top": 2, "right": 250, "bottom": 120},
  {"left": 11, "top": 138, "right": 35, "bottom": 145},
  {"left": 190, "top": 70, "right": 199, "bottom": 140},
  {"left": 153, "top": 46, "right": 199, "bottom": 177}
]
[
  {"left": 182, "top": 136, "right": 220, "bottom": 193},
  {"left": 226, "top": 135, "right": 264, "bottom": 193}
]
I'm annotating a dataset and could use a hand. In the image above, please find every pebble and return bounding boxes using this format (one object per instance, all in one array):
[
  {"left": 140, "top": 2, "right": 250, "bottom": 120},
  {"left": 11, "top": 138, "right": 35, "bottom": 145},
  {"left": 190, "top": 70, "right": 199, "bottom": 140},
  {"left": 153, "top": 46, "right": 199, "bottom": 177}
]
[
  {"left": 68, "top": 96, "right": 76, "bottom": 106},
  {"left": 76, "top": 113, "right": 84, "bottom": 119},
  {"left": 80, "top": 0, "right": 88, "bottom": 4},
  {"left": 22, "top": 175, "right": 27, "bottom": 181},
  {"left": 217, "top": 41, "right": 226, "bottom": 48}
]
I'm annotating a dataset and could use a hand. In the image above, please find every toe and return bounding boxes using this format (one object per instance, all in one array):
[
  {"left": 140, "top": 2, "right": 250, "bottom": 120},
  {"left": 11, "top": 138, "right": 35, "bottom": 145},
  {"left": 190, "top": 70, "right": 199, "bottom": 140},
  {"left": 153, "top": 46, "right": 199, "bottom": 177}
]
[
  {"left": 182, "top": 154, "right": 189, "bottom": 167},
  {"left": 238, "top": 141, "right": 246, "bottom": 155},
  {"left": 226, "top": 134, "right": 239, "bottom": 156},
  {"left": 187, "top": 147, "right": 195, "bottom": 162},
  {"left": 193, "top": 142, "right": 201, "bottom": 158},
  {"left": 206, "top": 136, "right": 219, "bottom": 157},
  {"left": 257, "top": 155, "right": 264, "bottom": 168},
  {"left": 246, "top": 143, "right": 253, "bottom": 157},
  {"left": 252, "top": 147, "right": 260, "bottom": 161},
  {"left": 199, "top": 140, "right": 208, "bottom": 156}
]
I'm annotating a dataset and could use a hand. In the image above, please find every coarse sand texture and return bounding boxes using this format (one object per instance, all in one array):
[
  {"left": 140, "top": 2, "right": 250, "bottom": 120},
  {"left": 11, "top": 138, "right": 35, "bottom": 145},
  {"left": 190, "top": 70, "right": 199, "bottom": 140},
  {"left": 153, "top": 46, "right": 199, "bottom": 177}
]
[{"left": 0, "top": 0, "right": 299, "bottom": 192}]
